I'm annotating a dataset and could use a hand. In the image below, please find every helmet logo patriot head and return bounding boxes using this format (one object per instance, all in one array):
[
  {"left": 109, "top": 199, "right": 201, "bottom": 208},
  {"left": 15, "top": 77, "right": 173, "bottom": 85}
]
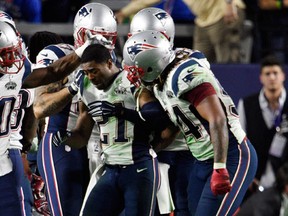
[
  {"left": 127, "top": 43, "right": 157, "bottom": 61},
  {"left": 0, "top": 12, "right": 13, "bottom": 21},
  {"left": 154, "top": 12, "right": 168, "bottom": 26},
  {"left": 78, "top": 6, "right": 91, "bottom": 18}
]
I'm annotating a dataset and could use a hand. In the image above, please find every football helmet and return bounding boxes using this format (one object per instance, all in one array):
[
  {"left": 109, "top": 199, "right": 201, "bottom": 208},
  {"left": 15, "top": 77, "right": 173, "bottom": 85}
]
[
  {"left": 73, "top": 3, "right": 117, "bottom": 49},
  {"left": 35, "top": 43, "right": 74, "bottom": 68},
  {"left": 0, "top": 21, "right": 24, "bottom": 74},
  {"left": 123, "top": 30, "right": 175, "bottom": 87},
  {"left": 129, "top": 7, "right": 175, "bottom": 47}
]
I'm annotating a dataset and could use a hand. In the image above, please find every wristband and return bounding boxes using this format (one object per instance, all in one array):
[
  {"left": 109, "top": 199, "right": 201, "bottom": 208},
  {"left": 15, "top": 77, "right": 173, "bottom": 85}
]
[
  {"left": 67, "top": 85, "right": 78, "bottom": 96},
  {"left": 213, "top": 162, "right": 226, "bottom": 169},
  {"left": 74, "top": 45, "right": 86, "bottom": 58}
]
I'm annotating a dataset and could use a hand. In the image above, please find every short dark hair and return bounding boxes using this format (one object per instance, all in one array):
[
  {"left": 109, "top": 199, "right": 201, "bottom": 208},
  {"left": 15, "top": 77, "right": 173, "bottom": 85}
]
[
  {"left": 28, "top": 31, "right": 63, "bottom": 63},
  {"left": 261, "top": 55, "right": 284, "bottom": 71},
  {"left": 81, "top": 44, "right": 111, "bottom": 64}
]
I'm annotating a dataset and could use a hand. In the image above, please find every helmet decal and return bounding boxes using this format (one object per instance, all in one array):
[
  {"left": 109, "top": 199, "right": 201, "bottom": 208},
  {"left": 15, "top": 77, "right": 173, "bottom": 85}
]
[
  {"left": 78, "top": 6, "right": 91, "bottom": 18},
  {"left": 154, "top": 12, "right": 169, "bottom": 25},
  {"left": 0, "top": 12, "right": 13, "bottom": 22},
  {"left": 127, "top": 43, "right": 158, "bottom": 61}
]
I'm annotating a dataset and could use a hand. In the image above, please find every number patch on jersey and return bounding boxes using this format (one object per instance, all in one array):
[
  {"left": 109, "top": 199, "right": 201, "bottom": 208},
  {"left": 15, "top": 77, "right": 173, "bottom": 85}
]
[
  {"left": 0, "top": 97, "right": 16, "bottom": 136},
  {"left": 173, "top": 106, "right": 202, "bottom": 139}
]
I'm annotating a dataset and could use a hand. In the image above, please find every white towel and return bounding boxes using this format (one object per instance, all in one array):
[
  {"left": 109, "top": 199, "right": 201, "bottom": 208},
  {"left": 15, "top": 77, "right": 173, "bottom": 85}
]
[{"left": 156, "top": 162, "right": 175, "bottom": 214}]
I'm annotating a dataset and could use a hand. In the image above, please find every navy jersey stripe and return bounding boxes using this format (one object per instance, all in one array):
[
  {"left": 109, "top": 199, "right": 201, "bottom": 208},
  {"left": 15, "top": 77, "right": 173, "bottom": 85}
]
[
  {"left": 189, "top": 51, "right": 206, "bottom": 59},
  {"left": 22, "top": 58, "right": 32, "bottom": 82},
  {"left": 45, "top": 45, "right": 66, "bottom": 59},
  {"left": 172, "top": 59, "right": 200, "bottom": 95}
]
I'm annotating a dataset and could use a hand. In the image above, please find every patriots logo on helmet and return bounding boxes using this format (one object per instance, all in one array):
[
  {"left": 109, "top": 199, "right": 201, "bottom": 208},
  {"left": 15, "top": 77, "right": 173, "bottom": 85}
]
[
  {"left": 154, "top": 12, "right": 168, "bottom": 25},
  {"left": 37, "top": 59, "right": 54, "bottom": 66},
  {"left": 127, "top": 43, "right": 157, "bottom": 61},
  {"left": 0, "top": 12, "right": 13, "bottom": 21},
  {"left": 78, "top": 7, "right": 91, "bottom": 18}
]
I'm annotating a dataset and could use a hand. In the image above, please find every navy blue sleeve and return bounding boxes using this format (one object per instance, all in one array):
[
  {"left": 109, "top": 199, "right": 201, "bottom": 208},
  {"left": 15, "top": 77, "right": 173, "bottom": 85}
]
[{"left": 121, "top": 101, "right": 171, "bottom": 131}]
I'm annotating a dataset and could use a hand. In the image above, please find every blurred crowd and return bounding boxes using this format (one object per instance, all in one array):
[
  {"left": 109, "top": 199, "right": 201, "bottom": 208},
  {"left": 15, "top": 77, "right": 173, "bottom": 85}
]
[{"left": 1, "top": 0, "right": 288, "bottom": 64}]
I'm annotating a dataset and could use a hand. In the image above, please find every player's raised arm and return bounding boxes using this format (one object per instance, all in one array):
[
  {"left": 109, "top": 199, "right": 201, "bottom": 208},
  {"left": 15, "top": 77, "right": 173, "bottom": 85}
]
[{"left": 22, "top": 31, "right": 97, "bottom": 89}]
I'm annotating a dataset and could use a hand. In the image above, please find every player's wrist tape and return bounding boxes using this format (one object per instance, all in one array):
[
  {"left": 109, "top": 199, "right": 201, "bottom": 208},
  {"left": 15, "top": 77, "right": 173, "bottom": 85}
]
[
  {"left": 75, "top": 44, "right": 87, "bottom": 58},
  {"left": 213, "top": 162, "right": 226, "bottom": 169},
  {"left": 67, "top": 85, "right": 78, "bottom": 96}
]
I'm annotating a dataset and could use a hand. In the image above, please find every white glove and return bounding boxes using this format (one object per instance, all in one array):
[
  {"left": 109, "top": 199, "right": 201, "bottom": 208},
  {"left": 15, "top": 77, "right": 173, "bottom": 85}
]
[
  {"left": 75, "top": 31, "right": 113, "bottom": 57},
  {"left": 93, "top": 34, "right": 113, "bottom": 49}
]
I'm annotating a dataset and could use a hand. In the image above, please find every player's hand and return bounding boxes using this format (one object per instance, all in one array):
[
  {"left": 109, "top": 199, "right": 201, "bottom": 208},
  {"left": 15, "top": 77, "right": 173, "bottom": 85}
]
[
  {"left": 88, "top": 101, "right": 123, "bottom": 117},
  {"left": 93, "top": 34, "right": 113, "bottom": 49},
  {"left": 68, "top": 70, "right": 84, "bottom": 95},
  {"left": 75, "top": 30, "right": 112, "bottom": 57},
  {"left": 210, "top": 168, "right": 231, "bottom": 195},
  {"left": 51, "top": 131, "right": 71, "bottom": 147}
]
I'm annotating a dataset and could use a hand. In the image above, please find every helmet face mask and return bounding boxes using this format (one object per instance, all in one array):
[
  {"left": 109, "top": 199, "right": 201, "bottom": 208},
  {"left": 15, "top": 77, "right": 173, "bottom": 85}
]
[
  {"left": 0, "top": 22, "right": 24, "bottom": 74},
  {"left": 74, "top": 27, "right": 117, "bottom": 49},
  {"left": 123, "top": 30, "right": 175, "bottom": 87},
  {"left": 73, "top": 3, "right": 117, "bottom": 49},
  {"left": 124, "top": 65, "right": 145, "bottom": 88}
]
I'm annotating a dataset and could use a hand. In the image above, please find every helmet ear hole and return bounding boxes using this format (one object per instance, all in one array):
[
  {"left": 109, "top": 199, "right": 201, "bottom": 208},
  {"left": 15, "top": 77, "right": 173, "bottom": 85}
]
[{"left": 147, "top": 67, "right": 153, "bottom": 73}]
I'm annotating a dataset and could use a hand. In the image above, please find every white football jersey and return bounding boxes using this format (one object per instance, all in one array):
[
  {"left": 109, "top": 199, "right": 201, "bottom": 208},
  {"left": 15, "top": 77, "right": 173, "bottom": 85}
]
[
  {"left": 80, "top": 70, "right": 155, "bottom": 165},
  {"left": 10, "top": 88, "right": 35, "bottom": 149},
  {"left": 153, "top": 48, "right": 246, "bottom": 161},
  {"left": 0, "top": 58, "right": 32, "bottom": 175}
]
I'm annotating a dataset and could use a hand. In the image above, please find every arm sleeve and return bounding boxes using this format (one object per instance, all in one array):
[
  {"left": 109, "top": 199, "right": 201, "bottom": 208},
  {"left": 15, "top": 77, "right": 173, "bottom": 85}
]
[
  {"left": 184, "top": 82, "right": 216, "bottom": 107},
  {"left": 120, "top": 101, "right": 171, "bottom": 130}
]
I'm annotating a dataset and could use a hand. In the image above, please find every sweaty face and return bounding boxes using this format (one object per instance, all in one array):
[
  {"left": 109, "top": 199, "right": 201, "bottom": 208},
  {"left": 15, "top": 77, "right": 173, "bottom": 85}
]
[
  {"left": 81, "top": 60, "right": 112, "bottom": 90},
  {"left": 260, "top": 65, "right": 285, "bottom": 92}
]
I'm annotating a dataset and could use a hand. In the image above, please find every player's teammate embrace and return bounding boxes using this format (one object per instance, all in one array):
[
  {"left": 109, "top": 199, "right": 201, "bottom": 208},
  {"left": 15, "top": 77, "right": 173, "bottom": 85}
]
[{"left": 122, "top": 30, "right": 258, "bottom": 216}]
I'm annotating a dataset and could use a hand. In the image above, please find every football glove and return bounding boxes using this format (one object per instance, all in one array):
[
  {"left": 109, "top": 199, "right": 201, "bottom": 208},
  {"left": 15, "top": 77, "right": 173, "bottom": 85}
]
[
  {"left": 93, "top": 34, "right": 113, "bottom": 48},
  {"left": 34, "top": 199, "right": 51, "bottom": 216},
  {"left": 31, "top": 174, "right": 51, "bottom": 215},
  {"left": 68, "top": 70, "right": 84, "bottom": 95},
  {"left": 210, "top": 168, "right": 231, "bottom": 195},
  {"left": 88, "top": 101, "right": 123, "bottom": 117},
  {"left": 51, "top": 131, "right": 71, "bottom": 147},
  {"left": 75, "top": 31, "right": 112, "bottom": 57}
]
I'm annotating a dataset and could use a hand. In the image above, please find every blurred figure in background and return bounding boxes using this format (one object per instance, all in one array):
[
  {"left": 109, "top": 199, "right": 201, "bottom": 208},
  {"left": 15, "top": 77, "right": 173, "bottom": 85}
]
[{"left": 238, "top": 55, "right": 288, "bottom": 198}]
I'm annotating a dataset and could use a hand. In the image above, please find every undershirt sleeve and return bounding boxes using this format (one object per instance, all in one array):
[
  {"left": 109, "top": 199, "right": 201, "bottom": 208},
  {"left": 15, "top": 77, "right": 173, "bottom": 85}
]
[{"left": 184, "top": 82, "right": 216, "bottom": 107}]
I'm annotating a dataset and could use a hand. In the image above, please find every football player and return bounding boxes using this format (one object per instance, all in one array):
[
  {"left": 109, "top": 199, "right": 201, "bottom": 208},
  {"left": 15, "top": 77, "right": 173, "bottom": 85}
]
[
  {"left": 128, "top": 7, "right": 195, "bottom": 215},
  {"left": 51, "top": 43, "right": 170, "bottom": 215},
  {"left": 73, "top": 2, "right": 117, "bottom": 177},
  {"left": 0, "top": 18, "right": 94, "bottom": 215},
  {"left": 122, "top": 30, "right": 258, "bottom": 215},
  {"left": 33, "top": 43, "right": 90, "bottom": 216}
]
